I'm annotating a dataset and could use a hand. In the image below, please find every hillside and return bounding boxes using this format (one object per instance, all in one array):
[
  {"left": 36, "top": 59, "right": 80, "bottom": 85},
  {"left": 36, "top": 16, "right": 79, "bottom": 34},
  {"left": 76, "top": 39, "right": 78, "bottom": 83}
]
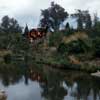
[{"left": 62, "top": 32, "right": 88, "bottom": 44}]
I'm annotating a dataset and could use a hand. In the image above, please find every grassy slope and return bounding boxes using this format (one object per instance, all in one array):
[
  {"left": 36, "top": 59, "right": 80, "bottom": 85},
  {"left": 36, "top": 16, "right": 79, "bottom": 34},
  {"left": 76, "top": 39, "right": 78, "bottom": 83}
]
[{"left": 39, "top": 31, "right": 100, "bottom": 72}]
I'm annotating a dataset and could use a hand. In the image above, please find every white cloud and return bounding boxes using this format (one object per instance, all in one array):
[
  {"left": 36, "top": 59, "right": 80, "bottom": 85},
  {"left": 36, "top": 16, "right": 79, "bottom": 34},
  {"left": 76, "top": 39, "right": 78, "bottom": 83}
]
[{"left": 0, "top": 0, "right": 100, "bottom": 28}]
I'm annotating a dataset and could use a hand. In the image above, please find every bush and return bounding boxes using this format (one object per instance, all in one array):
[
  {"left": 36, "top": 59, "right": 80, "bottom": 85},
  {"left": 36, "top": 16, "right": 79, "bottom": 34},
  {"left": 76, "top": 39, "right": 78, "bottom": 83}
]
[
  {"left": 57, "top": 39, "right": 90, "bottom": 55},
  {"left": 57, "top": 43, "right": 67, "bottom": 54},
  {"left": 4, "top": 54, "right": 12, "bottom": 64},
  {"left": 49, "top": 32, "right": 63, "bottom": 46},
  {"left": 65, "top": 39, "right": 91, "bottom": 54},
  {"left": 66, "top": 40, "right": 84, "bottom": 54}
]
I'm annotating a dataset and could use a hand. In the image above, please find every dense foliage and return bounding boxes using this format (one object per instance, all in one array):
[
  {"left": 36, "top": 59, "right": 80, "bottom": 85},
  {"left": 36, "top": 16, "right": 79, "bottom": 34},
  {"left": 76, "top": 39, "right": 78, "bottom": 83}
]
[
  {"left": 39, "top": 2, "right": 68, "bottom": 31},
  {"left": 0, "top": 15, "right": 22, "bottom": 33}
]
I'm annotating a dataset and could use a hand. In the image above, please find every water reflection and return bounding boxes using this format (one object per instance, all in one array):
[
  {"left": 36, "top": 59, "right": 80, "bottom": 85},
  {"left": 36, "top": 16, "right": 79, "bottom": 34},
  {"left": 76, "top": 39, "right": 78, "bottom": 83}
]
[
  {"left": 0, "top": 62, "right": 100, "bottom": 100},
  {"left": 39, "top": 67, "right": 67, "bottom": 100},
  {"left": 0, "top": 80, "right": 43, "bottom": 100}
]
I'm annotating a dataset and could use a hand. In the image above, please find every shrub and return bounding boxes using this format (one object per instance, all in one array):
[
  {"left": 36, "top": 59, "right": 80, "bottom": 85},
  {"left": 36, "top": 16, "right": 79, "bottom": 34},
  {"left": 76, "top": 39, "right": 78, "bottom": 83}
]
[
  {"left": 57, "top": 43, "right": 67, "bottom": 54},
  {"left": 66, "top": 40, "right": 84, "bottom": 54},
  {"left": 65, "top": 39, "right": 91, "bottom": 54},
  {"left": 49, "top": 32, "right": 63, "bottom": 46},
  {"left": 4, "top": 54, "right": 12, "bottom": 64}
]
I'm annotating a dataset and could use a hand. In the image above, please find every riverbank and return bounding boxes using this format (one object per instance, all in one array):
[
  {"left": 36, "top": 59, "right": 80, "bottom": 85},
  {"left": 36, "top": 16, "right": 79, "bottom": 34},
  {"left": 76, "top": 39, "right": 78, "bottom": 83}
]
[
  {"left": 34, "top": 61, "right": 99, "bottom": 73},
  {"left": 33, "top": 55, "right": 100, "bottom": 73},
  {"left": 0, "top": 49, "right": 100, "bottom": 73},
  {"left": 91, "top": 71, "right": 100, "bottom": 77}
]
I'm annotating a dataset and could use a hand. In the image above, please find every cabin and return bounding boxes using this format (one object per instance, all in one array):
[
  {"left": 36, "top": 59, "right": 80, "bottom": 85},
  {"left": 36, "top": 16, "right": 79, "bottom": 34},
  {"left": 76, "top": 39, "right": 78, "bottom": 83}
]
[{"left": 27, "top": 26, "right": 48, "bottom": 43}]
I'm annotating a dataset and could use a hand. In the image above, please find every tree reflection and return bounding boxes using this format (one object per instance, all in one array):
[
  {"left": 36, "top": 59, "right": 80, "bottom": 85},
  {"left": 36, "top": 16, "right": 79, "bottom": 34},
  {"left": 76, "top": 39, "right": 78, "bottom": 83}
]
[
  {"left": 64, "top": 72, "right": 100, "bottom": 100},
  {"left": 0, "top": 61, "right": 30, "bottom": 86},
  {"left": 0, "top": 62, "right": 100, "bottom": 100},
  {"left": 72, "top": 76, "right": 100, "bottom": 100},
  {"left": 39, "top": 67, "right": 67, "bottom": 100}
]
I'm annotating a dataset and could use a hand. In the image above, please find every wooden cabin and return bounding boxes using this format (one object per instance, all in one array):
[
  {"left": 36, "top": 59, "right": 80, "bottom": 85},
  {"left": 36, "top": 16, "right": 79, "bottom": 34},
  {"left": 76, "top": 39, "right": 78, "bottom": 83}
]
[{"left": 27, "top": 26, "right": 48, "bottom": 43}]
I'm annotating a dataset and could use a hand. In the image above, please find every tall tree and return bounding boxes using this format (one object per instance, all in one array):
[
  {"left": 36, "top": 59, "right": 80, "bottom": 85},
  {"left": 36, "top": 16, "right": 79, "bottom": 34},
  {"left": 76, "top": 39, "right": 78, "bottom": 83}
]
[
  {"left": 0, "top": 15, "right": 22, "bottom": 49},
  {"left": 1, "top": 16, "right": 10, "bottom": 33},
  {"left": 71, "top": 10, "right": 92, "bottom": 30},
  {"left": 85, "top": 12, "right": 92, "bottom": 30},
  {"left": 93, "top": 13, "right": 98, "bottom": 28},
  {"left": 92, "top": 13, "right": 100, "bottom": 36},
  {"left": 39, "top": 2, "right": 68, "bottom": 32},
  {"left": 71, "top": 10, "right": 84, "bottom": 30},
  {"left": 77, "top": 16, "right": 83, "bottom": 30},
  {"left": 23, "top": 24, "right": 29, "bottom": 38},
  {"left": 65, "top": 22, "right": 70, "bottom": 30},
  {"left": 0, "top": 15, "right": 22, "bottom": 33},
  {"left": 9, "top": 18, "right": 22, "bottom": 33}
]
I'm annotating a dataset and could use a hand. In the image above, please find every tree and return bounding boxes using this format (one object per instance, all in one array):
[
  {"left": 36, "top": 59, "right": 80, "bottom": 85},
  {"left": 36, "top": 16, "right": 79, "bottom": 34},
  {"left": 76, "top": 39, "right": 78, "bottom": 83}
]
[
  {"left": 0, "top": 15, "right": 22, "bottom": 33},
  {"left": 0, "top": 15, "right": 22, "bottom": 49},
  {"left": 39, "top": 2, "right": 68, "bottom": 32},
  {"left": 9, "top": 18, "right": 22, "bottom": 33},
  {"left": 65, "top": 22, "right": 70, "bottom": 30},
  {"left": 93, "top": 13, "right": 98, "bottom": 27},
  {"left": 71, "top": 10, "right": 92, "bottom": 30},
  {"left": 64, "top": 22, "right": 72, "bottom": 35},
  {"left": 0, "top": 16, "right": 10, "bottom": 33},
  {"left": 85, "top": 13, "right": 92, "bottom": 30},
  {"left": 23, "top": 24, "right": 29, "bottom": 38},
  {"left": 71, "top": 10, "right": 83, "bottom": 30},
  {"left": 93, "top": 37, "right": 100, "bottom": 57},
  {"left": 92, "top": 14, "right": 100, "bottom": 36}
]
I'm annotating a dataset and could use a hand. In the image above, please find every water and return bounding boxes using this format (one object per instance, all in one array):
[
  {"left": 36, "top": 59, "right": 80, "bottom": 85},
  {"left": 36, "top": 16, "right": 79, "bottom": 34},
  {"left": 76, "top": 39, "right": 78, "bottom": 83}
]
[{"left": 0, "top": 62, "right": 100, "bottom": 100}]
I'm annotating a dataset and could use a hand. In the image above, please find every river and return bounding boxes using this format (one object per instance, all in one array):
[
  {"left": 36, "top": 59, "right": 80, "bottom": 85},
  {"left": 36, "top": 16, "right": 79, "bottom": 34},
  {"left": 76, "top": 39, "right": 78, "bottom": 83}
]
[{"left": 0, "top": 61, "right": 100, "bottom": 100}]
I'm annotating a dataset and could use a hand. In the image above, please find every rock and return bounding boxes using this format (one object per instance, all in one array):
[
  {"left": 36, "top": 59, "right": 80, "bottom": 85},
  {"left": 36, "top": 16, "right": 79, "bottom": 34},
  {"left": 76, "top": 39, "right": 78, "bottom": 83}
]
[
  {"left": 50, "top": 47, "right": 57, "bottom": 52},
  {"left": 91, "top": 71, "right": 100, "bottom": 77},
  {"left": 0, "top": 90, "right": 7, "bottom": 100}
]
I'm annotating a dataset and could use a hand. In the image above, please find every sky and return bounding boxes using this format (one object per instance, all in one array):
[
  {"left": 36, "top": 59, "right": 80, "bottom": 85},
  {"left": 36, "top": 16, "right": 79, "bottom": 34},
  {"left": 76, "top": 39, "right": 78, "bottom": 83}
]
[{"left": 0, "top": 0, "right": 100, "bottom": 28}]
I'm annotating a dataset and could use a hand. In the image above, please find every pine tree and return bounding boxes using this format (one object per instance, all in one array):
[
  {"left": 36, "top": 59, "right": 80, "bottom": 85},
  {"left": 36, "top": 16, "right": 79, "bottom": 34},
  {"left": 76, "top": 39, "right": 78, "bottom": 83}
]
[
  {"left": 85, "top": 13, "right": 92, "bottom": 30},
  {"left": 71, "top": 10, "right": 83, "bottom": 30},
  {"left": 65, "top": 22, "right": 70, "bottom": 30},
  {"left": 93, "top": 13, "right": 98, "bottom": 28},
  {"left": 23, "top": 24, "right": 29, "bottom": 38}
]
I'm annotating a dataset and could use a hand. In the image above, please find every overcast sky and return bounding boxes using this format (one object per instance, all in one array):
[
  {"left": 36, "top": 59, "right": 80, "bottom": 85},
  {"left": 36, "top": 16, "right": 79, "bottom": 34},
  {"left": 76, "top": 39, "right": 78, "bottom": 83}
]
[{"left": 0, "top": 0, "right": 100, "bottom": 28}]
